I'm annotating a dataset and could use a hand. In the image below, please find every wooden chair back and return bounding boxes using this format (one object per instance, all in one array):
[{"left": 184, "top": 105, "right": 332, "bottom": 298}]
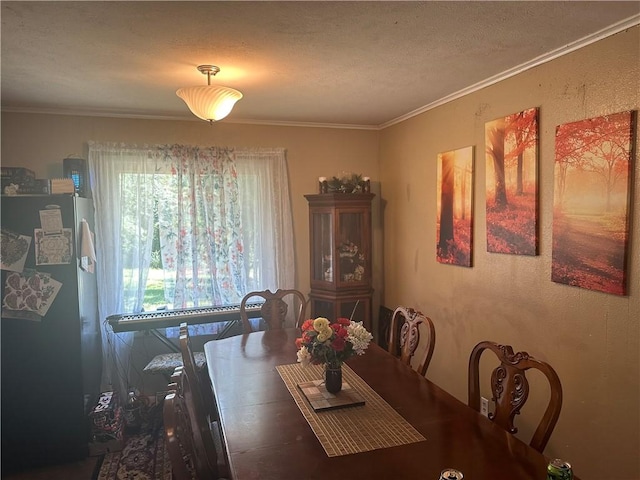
[
  {"left": 163, "top": 368, "right": 219, "bottom": 480},
  {"left": 387, "top": 306, "right": 436, "bottom": 376},
  {"left": 468, "top": 340, "right": 563, "bottom": 452},
  {"left": 377, "top": 305, "right": 395, "bottom": 351},
  {"left": 240, "top": 288, "right": 307, "bottom": 333},
  {"left": 179, "top": 323, "right": 217, "bottom": 422},
  {"left": 179, "top": 323, "right": 228, "bottom": 476}
]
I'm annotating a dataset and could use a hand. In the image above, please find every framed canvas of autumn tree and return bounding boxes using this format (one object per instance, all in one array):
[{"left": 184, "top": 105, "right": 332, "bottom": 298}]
[
  {"left": 552, "top": 110, "right": 636, "bottom": 295},
  {"left": 436, "top": 146, "right": 474, "bottom": 267},
  {"left": 485, "top": 107, "right": 539, "bottom": 255}
]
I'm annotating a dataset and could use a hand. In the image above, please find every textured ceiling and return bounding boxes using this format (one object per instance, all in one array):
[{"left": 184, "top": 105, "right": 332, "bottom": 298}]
[{"left": 1, "top": 1, "right": 639, "bottom": 128}]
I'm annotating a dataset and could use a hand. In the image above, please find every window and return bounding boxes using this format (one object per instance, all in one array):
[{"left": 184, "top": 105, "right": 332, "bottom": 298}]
[{"left": 88, "top": 142, "right": 295, "bottom": 393}]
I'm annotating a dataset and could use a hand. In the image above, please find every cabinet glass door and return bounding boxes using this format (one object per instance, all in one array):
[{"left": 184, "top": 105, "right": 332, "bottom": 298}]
[
  {"left": 337, "top": 212, "right": 367, "bottom": 285},
  {"left": 311, "top": 212, "right": 333, "bottom": 283},
  {"left": 306, "top": 192, "right": 374, "bottom": 331}
]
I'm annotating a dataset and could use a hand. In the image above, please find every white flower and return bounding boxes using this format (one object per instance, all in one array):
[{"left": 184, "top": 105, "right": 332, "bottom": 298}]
[
  {"left": 346, "top": 321, "right": 373, "bottom": 355},
  {"left": 296, "top": 346, "right": 312, "bottom": 367}
]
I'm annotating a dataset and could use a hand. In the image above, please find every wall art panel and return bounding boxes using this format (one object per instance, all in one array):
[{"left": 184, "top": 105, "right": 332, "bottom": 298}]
[
  {"left": 485, "top": 107, "right": 539, "bottom": 255},
  {"left": 436, "top": 146, "right": 474, "bottom": 267},
  {"left": 552, "top": 110, "right": 636, "bottom": 295}
]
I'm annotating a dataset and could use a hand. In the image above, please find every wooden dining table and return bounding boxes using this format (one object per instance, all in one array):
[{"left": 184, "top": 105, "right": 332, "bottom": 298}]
[{"left": 204, "top": 328, "right": 558, "bottom": 480}]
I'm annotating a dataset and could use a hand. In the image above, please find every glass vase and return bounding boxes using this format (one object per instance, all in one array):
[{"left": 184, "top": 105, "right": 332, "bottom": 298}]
[{"left": 324, "top": 363, "right": 342, "bottom": 394}]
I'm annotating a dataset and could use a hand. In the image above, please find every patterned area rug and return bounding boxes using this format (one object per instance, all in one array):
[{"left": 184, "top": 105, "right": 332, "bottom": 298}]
[{"left": 94, "top": 403, "right": 172, "bottom": 480}]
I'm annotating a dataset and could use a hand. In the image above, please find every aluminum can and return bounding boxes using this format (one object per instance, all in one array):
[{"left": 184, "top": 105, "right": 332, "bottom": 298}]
[
  {"left": 547, "top": 459, "right": 573, "bottom": 480},
  {"left": 439, "top": 469, "right": 464, "bottom": 480}
]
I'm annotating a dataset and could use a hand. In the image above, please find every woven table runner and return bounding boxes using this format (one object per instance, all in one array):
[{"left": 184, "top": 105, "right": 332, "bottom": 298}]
[{"left": 276, "top": 363, "right": 426, "bottom": 457}]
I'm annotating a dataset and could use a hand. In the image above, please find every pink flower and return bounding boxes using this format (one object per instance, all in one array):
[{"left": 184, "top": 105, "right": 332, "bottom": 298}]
[{"left": 301, "top": 319, "right": 315, "bottom": 331}]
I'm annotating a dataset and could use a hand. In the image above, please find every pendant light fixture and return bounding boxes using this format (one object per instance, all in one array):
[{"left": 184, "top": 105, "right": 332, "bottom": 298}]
[{"left": 176, "top": 65, "right": 243, "bottom": 124}]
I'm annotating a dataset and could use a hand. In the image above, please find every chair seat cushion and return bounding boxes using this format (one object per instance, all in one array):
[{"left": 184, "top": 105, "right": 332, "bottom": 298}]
[{"left": 143, "top": 351, "right": 207, "bottom": 374}]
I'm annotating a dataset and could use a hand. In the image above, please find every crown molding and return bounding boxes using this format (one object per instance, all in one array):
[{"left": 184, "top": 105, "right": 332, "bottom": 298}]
[
  {"left": 379, "top": 14, "right": 640, "bottom": 130},
  {"left": 0, "top": 106, "right": 378, "bottom": 131},
  {"left": 3, "top": 15, "right": 637, "bottom": 132}
]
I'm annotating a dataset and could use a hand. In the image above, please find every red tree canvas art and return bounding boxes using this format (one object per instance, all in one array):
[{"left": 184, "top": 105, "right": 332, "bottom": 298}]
[
  {"left": 552, "top": 110, "right": 636, "bottom": 295},
  {"left": 436, "top": 146, "right": 474, "bottom": 267},
  {"left": 485, "top": 107, "right": 539, "bottom": 255}
]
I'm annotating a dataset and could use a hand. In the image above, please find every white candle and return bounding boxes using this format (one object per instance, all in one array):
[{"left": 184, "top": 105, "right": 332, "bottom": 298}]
[
  {"left": 318, "top": 176, "right": 327, "bottom": 182},
  {"left": 363, "top": 176, "right": 370, "bottom": 182}
]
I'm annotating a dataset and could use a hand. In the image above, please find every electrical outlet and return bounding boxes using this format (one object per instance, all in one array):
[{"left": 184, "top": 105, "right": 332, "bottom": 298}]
[{"left": 480, "top": 397, "right": 489, "bottom": 417}]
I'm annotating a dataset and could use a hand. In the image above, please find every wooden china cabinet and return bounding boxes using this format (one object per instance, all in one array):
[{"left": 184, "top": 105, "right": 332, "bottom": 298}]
[{"left": 305, "top": 193, "right": 374, "bottom": 331}]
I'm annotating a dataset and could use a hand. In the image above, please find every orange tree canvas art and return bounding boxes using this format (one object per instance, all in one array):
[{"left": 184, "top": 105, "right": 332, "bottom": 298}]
[
  {"left": 552, "top": 110, "right": 636, "bottom": 295},
  {"left": 436, "top": 146, "right": 474, "bottom": 267},
  {"left": 485, "top": 107, "right": 539, "bottom": 255}
]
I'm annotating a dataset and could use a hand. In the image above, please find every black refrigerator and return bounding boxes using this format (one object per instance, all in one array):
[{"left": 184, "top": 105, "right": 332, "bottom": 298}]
[{"left": 1, "top": 195, "right": 102, "bottom": 473}]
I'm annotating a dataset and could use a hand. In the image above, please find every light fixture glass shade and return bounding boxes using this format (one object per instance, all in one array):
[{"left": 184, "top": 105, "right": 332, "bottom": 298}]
[{"left": 176, "top": 85, "right": 243, "bottom": 122}]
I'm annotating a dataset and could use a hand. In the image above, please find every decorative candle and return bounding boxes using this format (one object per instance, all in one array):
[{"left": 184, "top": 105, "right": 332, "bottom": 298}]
[
  {"left": 362, "top": 176, "right": 371, "bottom": 193},
  {"left": 318, "top": 176, "right": 328, "bottom": 193}
]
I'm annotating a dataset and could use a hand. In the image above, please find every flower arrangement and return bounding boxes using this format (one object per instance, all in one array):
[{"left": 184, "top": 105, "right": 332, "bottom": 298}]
[
  {"left": 296, "top": 317, "right": 373, "bottom": 369},
  {"left": 326, "top": 172, "right": 365, "bottom": 193}
]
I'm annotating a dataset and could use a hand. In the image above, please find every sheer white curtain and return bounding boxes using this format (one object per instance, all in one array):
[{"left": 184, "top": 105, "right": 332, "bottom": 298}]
[
  {"left": 88, "top": 142, "right": 159, "bottom": 399},
  {"left": 88, "top": 142, "right": 294, "bottom": 397},
  {"left": 234, "top": 147, "right": 295, "bottom": 291},
  {"left": 155, "top": 145, "right": 246, "bottom": 311}
]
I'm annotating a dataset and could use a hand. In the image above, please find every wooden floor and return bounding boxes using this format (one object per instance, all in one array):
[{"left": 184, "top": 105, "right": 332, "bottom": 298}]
[{"left": 2, "top": 456, "right": 100, "bottom": 480}]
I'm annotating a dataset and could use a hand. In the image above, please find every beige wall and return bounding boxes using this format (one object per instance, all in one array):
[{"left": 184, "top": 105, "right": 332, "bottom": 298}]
[
  {"left": 0, "top": 114, "right": 380, "bottom": 306},
  {"left": 379, "top": 27, "right": 639, "bottom": 479}
]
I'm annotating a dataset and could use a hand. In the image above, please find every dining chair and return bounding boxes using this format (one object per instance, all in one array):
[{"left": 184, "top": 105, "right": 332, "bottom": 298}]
[
  {"left": 387, "top": 306, "right": 436, "bottom": 376},
  {"left": 468, "top": 340, "right": 563, "bottom": 452},
  {"left": 240, "top": 288, "right": 307, "bottom": 333},
  {"left": 163, "top": 367, "right": 228, "bottom": 480},
  {"left": 179, "top": 322, "right": 220, "bottom": 424},
  {"left": 143, "top": 321, "right": 207, "bottom": 381},
  {"left": 377, "top": 305, "right": 395, "bottom": 351},
  {"left": 143, "top": 350, "right": 207, "bottom": 381},
  {"left": 181, "top": 324, "right": 230, "bottom": 476}
]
